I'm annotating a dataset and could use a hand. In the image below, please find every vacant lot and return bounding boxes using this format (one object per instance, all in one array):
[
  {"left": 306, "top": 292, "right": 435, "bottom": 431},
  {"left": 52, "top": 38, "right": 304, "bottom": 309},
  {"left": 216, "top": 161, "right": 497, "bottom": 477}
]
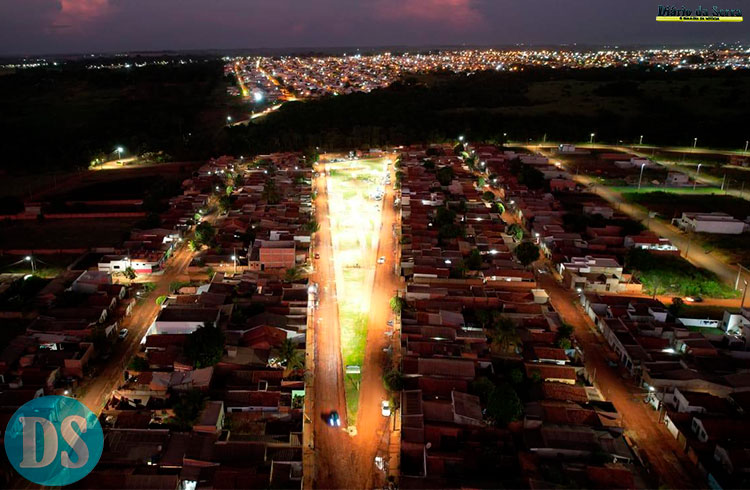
[
  {"left": 622, "top": 191, "right": 750, "bottom": 220},
  {"left": 699, "top": 233, "right": 750, "bottom": 267},
  {"left": 558, "top": 150, "right": 668, "bottom": 186},
  {"left": 0, "top": 219, "right": 138, "bottom": 249}
]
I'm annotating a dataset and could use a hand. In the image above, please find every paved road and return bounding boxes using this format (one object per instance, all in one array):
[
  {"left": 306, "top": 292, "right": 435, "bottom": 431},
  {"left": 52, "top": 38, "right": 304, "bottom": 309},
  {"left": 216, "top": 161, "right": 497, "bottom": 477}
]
[
  {"left": 78, "top": 244, "right": 195, "bottom": 414},
  {"left": 539, "top": 275, "right": 706, "bottom": 489},
  {"left": 311, "top": 165, "right": 354, "bottom": 489}
]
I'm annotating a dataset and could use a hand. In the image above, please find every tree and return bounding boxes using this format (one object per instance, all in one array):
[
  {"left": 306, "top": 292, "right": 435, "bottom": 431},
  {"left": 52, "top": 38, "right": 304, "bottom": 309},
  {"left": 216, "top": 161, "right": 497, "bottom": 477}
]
[
  {"left": 556, "top": 323, "right": 574, "bottom": 349},
  {"left": 466, "top": 249, "right": 483, "bottom": 271},
  {"left": 669, "top": 297, "right": 685, "bottom": 317},
  {"left": 436, "top": 166, "right": 455, "bottom": 186},
  {"left": 507, "top": 224, "right": 524, "bottom": 241},
  {"left": 453, "top": 143, "right": 464, "bottom": 155},
  {"left": 195, "top": 222, "right": 215, "bottom": 247},
  {"left": 262, "top": 179, "right": 281, "bottom": 204},
  {"left": 184, "top": 322, "right": 225, "bottom": 368},
  {"left": 482, "top": 191, "right": 495, "bottom": 202},
  {"left": 218, "top": 194, "right": 232, "bottom": 213},
  {"left": 170, "top": 389, "right": 206, "bottom": 431},
  {"left": 434, "top": 207, "right": 456, "bottom": 227},
  {"left": 470, "top": 376, "right": 496, "bottom": 404},
  {"left": 284, "top": 266, "right": 303, "bottom": 283},
  {"left": 390, "top": 295, "right": 405, "bottom": 314},
  {"left": 303, "top": 219, "right": 320, "bottom": 234},
  {"left": 123, "top": 266, "right": 136, "bottom": 280},
  {"left": 515, "top": 241, "right": 540, "bottom": 267},
  {"left": 128, "top": 356, "right": 149, "bottom": 371},
  {"left": 486, "top": 383, "right": 523, "bottom": 426},
  {"left": 274, "top": 338, "right": 304, "bottom": 373},
  {"left": 383, "top": 369, "right": 404, "bottom": 392},
  {"left": 488, "top": 313, "right": 520, "bottom": 355}
]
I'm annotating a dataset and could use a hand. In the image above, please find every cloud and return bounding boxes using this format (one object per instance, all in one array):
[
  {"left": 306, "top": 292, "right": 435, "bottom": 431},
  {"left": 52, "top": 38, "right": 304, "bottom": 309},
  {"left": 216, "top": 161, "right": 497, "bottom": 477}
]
[
  {"left": 372, "top": 0, "right": 484, "bottom": 28},
  {"left": 55, "top": 0, "right": 112, "bottom": 27}
]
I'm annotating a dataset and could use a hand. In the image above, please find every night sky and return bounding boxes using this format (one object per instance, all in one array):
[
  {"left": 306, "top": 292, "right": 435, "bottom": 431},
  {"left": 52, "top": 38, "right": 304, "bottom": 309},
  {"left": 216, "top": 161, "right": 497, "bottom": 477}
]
[{"left": 1, "top": 0, "right": 748, "bottom": 56}]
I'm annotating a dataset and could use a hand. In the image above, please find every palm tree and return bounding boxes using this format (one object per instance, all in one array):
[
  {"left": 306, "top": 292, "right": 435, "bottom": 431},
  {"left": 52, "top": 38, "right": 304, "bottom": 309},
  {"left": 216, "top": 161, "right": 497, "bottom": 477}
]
[
  {"left": 488, "top": 313, "right": 520, "bottom": 355},
  {"left": 284, "top": 266, "right": 303, "bottom": 283},
  {"left": 275, "top": 338, "right": 304, "bottom": 374}
]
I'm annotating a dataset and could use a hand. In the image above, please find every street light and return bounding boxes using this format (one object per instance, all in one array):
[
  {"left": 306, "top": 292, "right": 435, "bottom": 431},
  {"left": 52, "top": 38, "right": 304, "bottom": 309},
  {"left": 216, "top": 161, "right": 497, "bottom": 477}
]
[
  {"left": 639, "top": 135, "right": 644, "bottom": 145},
  {"left": 231, "top": 253, "right": 237, "bottom": 273},
  {"left": 25, "top": 255, "right": 36, "bottom": 273},
  {"left": 745, "top": 140, "right": 749, "bottom": 154},
  {"left": 589, "top": 133, "right": 595, "bottom": 144},
  {"left": 637, "top": 163, "right": 646, "bottom": 190},
  {"left": 742, "top": 280, "right": 749, "bottom": 310},
  {"left": 458, "top": 135, "right": 464, "bottom": 142},
  {"left": 693, "top": 137, "right": 698, "bottom": 149},
  {"left": 693, "top": 163, "right": 702, "bottom": 191},
  {"left": 444, "top": 259, "right": 452, "bottom": 265},
  {"left": 116, "top": 146, "right": 124, "bottom": 161}
]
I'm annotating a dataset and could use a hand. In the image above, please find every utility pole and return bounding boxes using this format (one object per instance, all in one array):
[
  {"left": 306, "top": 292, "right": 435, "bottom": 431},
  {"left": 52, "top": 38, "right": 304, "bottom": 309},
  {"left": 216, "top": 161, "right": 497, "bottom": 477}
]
[{"left": 721, "top": 174, "right": 727, "bottom": 191}]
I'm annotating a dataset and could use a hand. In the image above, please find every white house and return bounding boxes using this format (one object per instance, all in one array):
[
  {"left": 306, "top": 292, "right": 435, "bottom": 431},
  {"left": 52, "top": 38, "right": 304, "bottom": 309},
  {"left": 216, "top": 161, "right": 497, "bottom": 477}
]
[
  {"left": 154, "top": 306, "right": 221, "bottom": 334},
  {"left": 672, "top": 212, "right": 747, "bottom": 235}
]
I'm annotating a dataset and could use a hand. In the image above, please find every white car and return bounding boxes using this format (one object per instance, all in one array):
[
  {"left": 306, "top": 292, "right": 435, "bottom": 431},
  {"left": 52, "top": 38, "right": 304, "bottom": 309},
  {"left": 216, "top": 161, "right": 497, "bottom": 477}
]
[
  {"left": 381, "top": 400, "right": 391, "bottom": 417},
  {"left": 118, "top": 328, "right": 129, "bottom": 340},
  {"left": 377, "top": 256, "right": 386, "bottom": 264}
]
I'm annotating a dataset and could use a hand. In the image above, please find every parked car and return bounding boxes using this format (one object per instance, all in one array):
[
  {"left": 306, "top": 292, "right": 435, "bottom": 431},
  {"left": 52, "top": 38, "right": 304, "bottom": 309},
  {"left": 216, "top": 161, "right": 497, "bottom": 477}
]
[
  {"left": 377, "top": 256, "right": 386, "bottom": 264},
  {"left": 684, "top": 296, "right": 703, "bottom": 303},
  {"left": 327, "top": 411, "right": 341, "bottom": 427},
  {"left": 118, "top": 328, "right": 129, "bottom": 340},
  {"left": 381, "top": 400, "right": 391, "bottom": 417},
  {"left": 386, "top": 319, "right": 394, "bottom": 326}
]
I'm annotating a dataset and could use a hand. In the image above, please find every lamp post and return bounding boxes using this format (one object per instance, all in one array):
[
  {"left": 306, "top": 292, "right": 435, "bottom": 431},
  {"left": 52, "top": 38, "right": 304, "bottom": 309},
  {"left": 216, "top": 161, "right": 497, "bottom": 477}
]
[
  {"left": 637, "top": 163, "right": 646, "bottom": 190},
  {"left": 458, "top": 135, "right": 464, "bottom": 142},
  {"left": 639, "top": 135, "right": 644, "bottom": 145},
  {"left": 226, "top": 116, "right": 232, "bottom": 126},
  {"left": 116, "top": 146, "right": 123, "bottom": 162},
  {"left": 231, "top": 252, "right": 237, "bottom": 274},
  {"left": 693, "top": 163, "right": 702, "bottom": 191},
  {"left": 742, "top": 280, "right": 749, "bottom": 310},
  {"left": 693, "top": 137, "right": 698, "bottom": 149},
  {"left": 590, "top": 133, "right": 595, "bottom": 144},
  {"left": 25, "top": 255, "right": 36, "bottom": 274},
  {"left": 745, "top": 140, "right": 749, "bottom": 154}
]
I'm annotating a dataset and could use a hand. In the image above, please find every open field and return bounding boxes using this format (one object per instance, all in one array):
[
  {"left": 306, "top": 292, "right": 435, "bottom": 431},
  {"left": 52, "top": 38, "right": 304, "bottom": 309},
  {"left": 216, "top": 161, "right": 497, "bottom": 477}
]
[
  {"left": 556, "top": 150, "right": 668, "bottom": 186},
  {"left": 326, "top": 157, "right": 388, "bottom": 424},
  {"left": 621, "top": 191, "right": 750, "bottom": 220},
  {"left": 698, "top": 233, "right": 750, "bottom": 268}
]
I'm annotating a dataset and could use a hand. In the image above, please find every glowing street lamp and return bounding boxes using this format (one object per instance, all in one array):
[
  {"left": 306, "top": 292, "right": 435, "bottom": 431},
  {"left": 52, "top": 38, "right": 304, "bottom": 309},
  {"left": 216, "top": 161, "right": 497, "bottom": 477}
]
[
  {"left": 253, "top": 91, "right": 263, "bottom": 103},
  {"left": 693, "top": 163, "right": 702, "bottom": 191},
  {"left": 693, "top": 137, "right": 698, "bottom": 149},
  {"left": 444, "top": 259, "right": 452, "bottom": 265},
  {"left": 637, "top": 163, "right": 647, "bottom": 190},
  {"left": 639, "top": 135, "right": 644, "bottom": 145},
  {"left": 116, "top": 146, "right": 124, "bottom": 161},
  {"left": 25, "top": 255, "right": 36, "bottom": 273},
  {"left": 458, "top": 135, "right": 464, "bottom": 142},
  {"left": 589, "top": 133, "right": 595, "bottom": 144}
]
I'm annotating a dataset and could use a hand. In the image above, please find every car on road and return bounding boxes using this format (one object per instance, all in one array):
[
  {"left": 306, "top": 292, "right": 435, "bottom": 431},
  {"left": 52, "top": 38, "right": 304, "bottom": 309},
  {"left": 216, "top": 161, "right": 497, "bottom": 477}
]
[
  {"left": 118, "top": 328, "right": 129, "bottom": 340},
  {"left": 684, "top": 296, "right": 703, "bottom": 303},
  {"left": 377, "top": 256, "right": 386, "bottom": 264},
  {"left": 327, "top": 410, "right": 341, "bottom": 427},
  {"left": 387, "top": 319, "right": 394, "bottom": 326},
  {"left": 381, "top": 400, "right": 391, "bottom": 417},
  {"left": 314, "top": 253, "right": 320, "bottom": 259}
]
